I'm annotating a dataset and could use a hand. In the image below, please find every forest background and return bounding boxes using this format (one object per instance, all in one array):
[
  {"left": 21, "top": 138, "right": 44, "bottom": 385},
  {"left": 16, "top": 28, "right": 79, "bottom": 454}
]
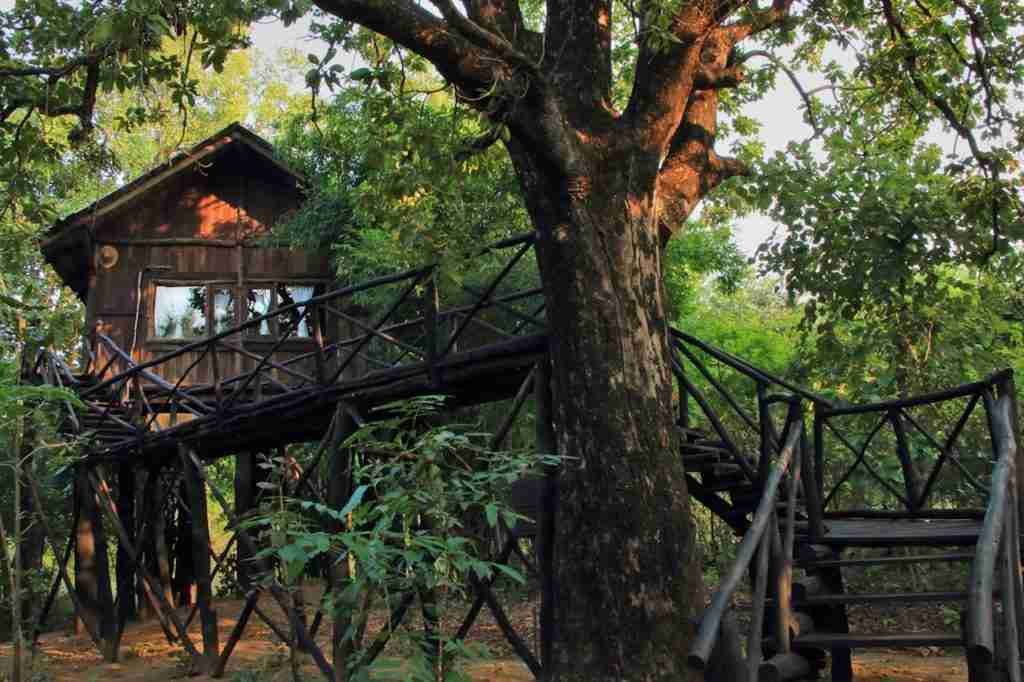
[{"left": 0, "top": 0, "right": 1022, "bottom": 673}]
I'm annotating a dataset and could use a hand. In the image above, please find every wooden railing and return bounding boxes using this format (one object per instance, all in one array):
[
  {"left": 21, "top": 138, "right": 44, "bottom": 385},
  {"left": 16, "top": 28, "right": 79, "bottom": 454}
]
[
  {"left": 815, "top": 370, "right": 1013, "bottom": 519},
  {"left": 688, "top": 400, "right": 806, "bottom": 677},
  {"left": 967, "top": 375, "right": 1024, "bottom": 680},
  {"left": 38, "top": 233, "right": 546, "bottom": 454},
  {"left": 670, "top": 329, "right": 829, "bottom": 534}
]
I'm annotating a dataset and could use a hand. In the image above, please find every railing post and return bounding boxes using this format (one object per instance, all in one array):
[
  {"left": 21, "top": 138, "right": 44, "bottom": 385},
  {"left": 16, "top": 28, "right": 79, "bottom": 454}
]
[
  {"left": 814, "top": 406, "right": 826, "bottom": 509},
  {"left": 312, "top": 303, "right": 327, "bottom": 385},
  {"left": 423, "top": 270, "right": 440, "bottom": 387},
  {"left": 677, "top": 350, "right": 690, "bottom": 431},
  {"left": 748, "top": 514, "right": 772, "bottom": 680},
  {"left": 996, "top": 372, "right": 1023, "bottom": 534},
  {"left": 891, "top": 409, "right": 922, "bottom": 512},
  {"left": 758, "top": 382, "right": 771, "bottom": 486}
]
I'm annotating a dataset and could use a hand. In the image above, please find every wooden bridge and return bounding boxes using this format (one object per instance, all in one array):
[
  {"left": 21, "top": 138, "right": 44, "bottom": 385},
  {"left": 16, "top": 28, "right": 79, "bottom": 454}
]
[{"left": 29, "top": 232, "right": 1024, "bottom": 680}]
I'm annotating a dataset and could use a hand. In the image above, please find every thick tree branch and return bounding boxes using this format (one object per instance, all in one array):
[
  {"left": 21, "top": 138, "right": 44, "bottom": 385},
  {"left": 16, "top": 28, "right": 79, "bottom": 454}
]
[
  {"left": 693, "top": 63, "right": 744, "bottom": 90},
  {"left": 543, "top": 0, "right": 614, "bottom": 113},
  {"left": 655, "top": 28, "right": 752, "bottom": 242},
  {"left": 425, "top": 0, "right": 540, "bottom": 75},
  {"left": 0, "top": 57, "right": 89, "bottom": 78},
  {"left": 465, "top": 0, "right": 543, "bottom": 60},
  {"left": 312, "top": 0, "right": 502, "bottom": 93},
  {"left": 723, "top": 0, "right": 796, "bottom": 43}
]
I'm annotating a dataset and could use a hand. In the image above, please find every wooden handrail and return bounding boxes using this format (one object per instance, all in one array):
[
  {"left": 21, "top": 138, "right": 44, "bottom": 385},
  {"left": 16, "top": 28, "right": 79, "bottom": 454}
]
[
  {"left": 688, "top": 415, "right": 804, "bottom": 670},
  {"left": 671, "top": 329, "right": 835, "bottom": 409},
  {"left": 821, "top": 369, "right": 1010, "bottom": 418},
  {"left": 967, "top": 390, "right": 1021, "bottom": 666}
]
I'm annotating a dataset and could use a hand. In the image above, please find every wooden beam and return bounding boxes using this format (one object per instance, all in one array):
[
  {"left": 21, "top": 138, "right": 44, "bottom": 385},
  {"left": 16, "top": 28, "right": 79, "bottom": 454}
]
[
  {"left": 182, "top": 451, "right": 335, "bottom": 680},
  {"left": 212, "top": 591, "right": 258, "bottom": 678},
  {"left": 86, "top": 469, "right": 202, "bottom": 664},
  {"left": 75, "top": 465, "right": 117, "bottom": 661},
  {"left": 22, "top": 470, "right": 106, "bottom": 656},
  {"left": 180, "top": 444, "right": 219, "bottom": 671}
]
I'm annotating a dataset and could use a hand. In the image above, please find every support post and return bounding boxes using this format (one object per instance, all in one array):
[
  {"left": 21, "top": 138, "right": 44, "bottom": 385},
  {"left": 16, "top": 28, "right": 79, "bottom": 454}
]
[
  {"left": 891, "top": 409, "right": 923, "bottom": 511},
  {"left": 182, "top": 450, "right": 335, "bottom": 679},
  {"left": 327, "top": 405, "right": 359, "bottom": 681},
  {"left": 996, "top": 372, "right": 1023, "bottom": 533},
  {"left": 74, "top": 464, "right": 117, "bottom": 661},
  {"left": 234, "top": 451, "right": 266, "bottom": 590},
  {"left": 115, "top": 460, "right": 137, "bottom": 637},
  {"left": 536, "top": 357, "right": 558, "bottom": 678},
  {"left": 180, "top": 444, "right": 219, "bottom": 672}
]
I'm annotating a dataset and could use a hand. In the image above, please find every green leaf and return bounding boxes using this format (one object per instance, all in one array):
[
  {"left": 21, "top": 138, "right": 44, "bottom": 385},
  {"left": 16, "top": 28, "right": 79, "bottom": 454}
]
[
  {"left": 350, "top": 67, "right": 374, "bottom": 82},
  {"left": 339, "top": 484, "right": 369, "bottom": 517}
]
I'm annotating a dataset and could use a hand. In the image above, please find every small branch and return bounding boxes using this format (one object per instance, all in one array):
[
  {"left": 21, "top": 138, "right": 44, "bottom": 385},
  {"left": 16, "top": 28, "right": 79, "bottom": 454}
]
[
  {"left": 455, "top": 125, "right": 503, "bottom": 160},
  {"left": 742, "top": 50, "right": 824, "bottom": 137}
]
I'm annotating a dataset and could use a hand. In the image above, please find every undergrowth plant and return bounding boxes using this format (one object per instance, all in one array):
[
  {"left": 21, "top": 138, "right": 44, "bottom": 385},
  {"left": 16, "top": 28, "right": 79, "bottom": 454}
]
[{"left": 250, "top": 396, "right": 558, "bottom": 682}]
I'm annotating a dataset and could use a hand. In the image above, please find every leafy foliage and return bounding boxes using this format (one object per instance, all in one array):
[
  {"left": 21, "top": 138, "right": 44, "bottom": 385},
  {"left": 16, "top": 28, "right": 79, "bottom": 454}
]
[{"left": 248, "top": 397, "right": 558, "bottom": 680}]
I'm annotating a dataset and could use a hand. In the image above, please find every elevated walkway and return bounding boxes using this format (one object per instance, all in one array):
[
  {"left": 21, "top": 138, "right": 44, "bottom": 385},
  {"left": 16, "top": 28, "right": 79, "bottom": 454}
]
[{"left": 30, "top": 232, "right": 1024, "bottom": 680}]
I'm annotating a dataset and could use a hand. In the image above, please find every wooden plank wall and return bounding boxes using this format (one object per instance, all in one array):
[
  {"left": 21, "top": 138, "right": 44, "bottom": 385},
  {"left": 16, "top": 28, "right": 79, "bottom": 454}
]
[{"left": 86, "top": 146, "right": 333, "bottom": 390}]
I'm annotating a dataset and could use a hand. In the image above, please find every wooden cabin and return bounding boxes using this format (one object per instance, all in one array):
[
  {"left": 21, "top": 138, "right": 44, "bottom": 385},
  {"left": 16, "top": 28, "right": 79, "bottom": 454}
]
[{"left": 41, "top": 123, "right": 333, "bottom": 392}]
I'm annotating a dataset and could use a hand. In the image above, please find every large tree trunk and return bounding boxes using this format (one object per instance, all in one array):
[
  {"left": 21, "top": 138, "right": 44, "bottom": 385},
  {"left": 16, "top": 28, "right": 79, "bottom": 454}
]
[{"left": 510, "top": 143, "right": 703, "bottom": 679}]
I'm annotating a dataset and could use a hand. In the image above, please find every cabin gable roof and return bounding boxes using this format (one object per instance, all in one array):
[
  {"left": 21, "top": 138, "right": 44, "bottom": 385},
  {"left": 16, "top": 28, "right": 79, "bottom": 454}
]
[{"left": 42, "top": 123, "right": 305, "bottom": 300}]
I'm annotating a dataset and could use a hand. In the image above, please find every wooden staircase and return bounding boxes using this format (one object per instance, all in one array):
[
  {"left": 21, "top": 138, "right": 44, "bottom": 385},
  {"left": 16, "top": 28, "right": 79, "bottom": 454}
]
[{"left": 673, "top": 328, "right": 1024, "bottom": 681}]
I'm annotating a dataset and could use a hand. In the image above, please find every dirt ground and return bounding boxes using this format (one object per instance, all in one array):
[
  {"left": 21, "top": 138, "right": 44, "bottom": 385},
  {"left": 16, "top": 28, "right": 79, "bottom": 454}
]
[{"left": 0, "top": 587, "right": 971, "bottom": 681}]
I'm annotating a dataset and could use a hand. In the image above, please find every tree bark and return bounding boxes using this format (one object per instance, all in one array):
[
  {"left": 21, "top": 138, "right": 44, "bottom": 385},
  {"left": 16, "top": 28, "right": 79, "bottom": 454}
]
[{"left": 509, "top": 141, "right": 704, "bottom": 679}]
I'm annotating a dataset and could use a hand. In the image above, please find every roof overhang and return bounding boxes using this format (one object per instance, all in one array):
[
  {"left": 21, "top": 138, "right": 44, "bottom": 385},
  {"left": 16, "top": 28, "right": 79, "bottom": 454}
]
[{"left": 41, "top": 123, "right": 305, "bottom": 302}]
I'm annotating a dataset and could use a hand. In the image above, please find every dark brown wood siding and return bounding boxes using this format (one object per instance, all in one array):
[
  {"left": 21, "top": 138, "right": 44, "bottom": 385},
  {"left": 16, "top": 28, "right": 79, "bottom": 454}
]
[{"left": 86, "top": 145, "right": 331, "bottom": 388}]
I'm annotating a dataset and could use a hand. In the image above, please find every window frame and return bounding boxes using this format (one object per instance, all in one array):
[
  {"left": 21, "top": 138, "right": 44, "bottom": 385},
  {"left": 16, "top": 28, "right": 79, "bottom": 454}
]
[
  {"left": 149, "top": 280, "right": 234, "bottom": 343},
  {"left": 149, "top": 278, "right": 328, "bottom": 345}
]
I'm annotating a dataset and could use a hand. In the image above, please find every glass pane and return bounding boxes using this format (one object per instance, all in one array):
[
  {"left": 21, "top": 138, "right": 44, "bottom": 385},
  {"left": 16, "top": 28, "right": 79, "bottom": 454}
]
[
  {"left": 276, "top": 284, "right": 315, "bottom": 337},
  {"left": 246, "top": 288, "right": 273, "bottom": 336},
  {"left": 153, "top": 286, "right": 206, "bottom": 339},
  {"left": 212, "top": 288, "right": 237, "bottom": 334}
]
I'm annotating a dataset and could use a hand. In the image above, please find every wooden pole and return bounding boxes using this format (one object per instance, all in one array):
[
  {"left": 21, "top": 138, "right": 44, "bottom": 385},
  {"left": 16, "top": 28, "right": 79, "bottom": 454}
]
[
  {"left": 180, "top": 444, "right": 219, "bottom": 671},
  {"left": 535, "top": 358, "right": 557, "bottom": 678},
  {"left": 74, "top": 464, "right": 117, "bottom": 660},
  {"left": 212, "top": 591, "right": 258, "bottom": 678},
  {"left": 22, "top": 468, "right": 105, "bottom": 655},
  {"left": 11, "top": 390, "right": 22, "bottom": 682},
  {"left": 181, "top": 450, "right": 335, "bottom": 680},
  {"left": 327, "top": 404, "right": 358, "bottom": 682},
  {"left": 87, "top": 469, "right": 202, "bottom": 663},
  {"left": 115, "top": 461, "right": 137, "bottom": 637}
]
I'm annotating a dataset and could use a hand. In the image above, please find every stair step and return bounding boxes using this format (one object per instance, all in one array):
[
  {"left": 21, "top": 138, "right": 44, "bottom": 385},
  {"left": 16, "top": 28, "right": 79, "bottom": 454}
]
[
  {"left": 759, "top": 653, "right": 813, "bottom": 682},
  {"left": 681, "top": 451, "right": 722, "bottom": 467},
  {"left": 793, "top": 632, "right": 962, "bottom": 649},
  {"left": 795, "top": 590, "right": 969, "bottom": 606},
  {"left": 798, "top": 551, "right": 974, "bottom": 569}
]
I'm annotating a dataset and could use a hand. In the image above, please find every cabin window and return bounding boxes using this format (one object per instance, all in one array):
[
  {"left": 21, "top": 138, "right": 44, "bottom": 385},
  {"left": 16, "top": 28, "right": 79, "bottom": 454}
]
[
  {"left": 276, "top": 284, "right": 315, "bottom": 338},
  {"left": 246, "top": 288, "right": 274, "bottom": 336},
  {"left": 153, "top": 285, "right": 208, "bottom": 339},
  {"left": 154, "top": 282, "right": 323, "bottom": 341},
  {"left": 244, "top": 283, "right": 323, "bottom": 339}
]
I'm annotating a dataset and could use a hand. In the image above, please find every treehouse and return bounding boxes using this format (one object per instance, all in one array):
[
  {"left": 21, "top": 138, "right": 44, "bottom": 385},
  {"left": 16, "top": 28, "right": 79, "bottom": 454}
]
[{"left": 41, "top": 123, "right": 336, "bottom": 405}]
